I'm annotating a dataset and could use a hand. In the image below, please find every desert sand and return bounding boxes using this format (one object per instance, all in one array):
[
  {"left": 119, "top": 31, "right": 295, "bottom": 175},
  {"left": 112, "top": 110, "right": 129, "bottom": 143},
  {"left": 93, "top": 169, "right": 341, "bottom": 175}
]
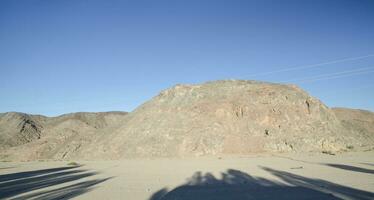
[{"left": 1, "top": 152, "right": 373, "bottom": 200}]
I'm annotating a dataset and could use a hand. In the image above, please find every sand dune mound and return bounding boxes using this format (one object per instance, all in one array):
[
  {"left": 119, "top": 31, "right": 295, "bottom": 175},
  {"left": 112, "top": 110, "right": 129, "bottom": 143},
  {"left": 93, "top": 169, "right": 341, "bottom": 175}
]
[{"left": 0, "top": 80, "right": 373, "bottom": 161}]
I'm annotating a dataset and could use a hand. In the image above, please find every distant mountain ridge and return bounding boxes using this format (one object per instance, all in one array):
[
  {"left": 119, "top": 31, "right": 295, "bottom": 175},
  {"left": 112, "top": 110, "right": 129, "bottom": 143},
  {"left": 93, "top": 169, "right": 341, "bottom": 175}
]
[
  {"left": 0, "top": 111, "right": 128, "bottom": 160},
  {"left": 0, "top": 80, "right": 373, "bottom": 161}
]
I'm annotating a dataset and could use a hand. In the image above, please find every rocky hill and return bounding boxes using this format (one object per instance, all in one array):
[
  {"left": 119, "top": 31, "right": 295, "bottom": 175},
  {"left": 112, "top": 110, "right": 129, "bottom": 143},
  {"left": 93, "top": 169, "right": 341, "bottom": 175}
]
[
  {"left": 0, "top": 111, "right": 128, "bottom": 161},
  {"left": 0, "top": 112, "right": 45, "bottom": 148},
  {"left": 0, "top": 80, "right": 373, "bottom": 161},
  {"left": 332, "top": 107, "right": 374, "bottom": 147},
  {"left": 87, "top": 80, "right": 373, "bottom": 159}
]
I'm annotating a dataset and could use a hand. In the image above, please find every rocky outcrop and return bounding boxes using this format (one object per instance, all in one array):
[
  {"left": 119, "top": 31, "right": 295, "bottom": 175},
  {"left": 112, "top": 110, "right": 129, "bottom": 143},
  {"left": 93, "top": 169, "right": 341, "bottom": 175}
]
[
  {"left": 88, "top": 80, "right": 374, "bottom": 159},
  {"left": 0, "top": 111, "right": 128, "bottom": 161},
  {"left": 0, "top": 112, "right": 44, "bottom": 148},
  {"left": 0, "top": 80, "right": 373, "bottom": 161},
  {"left": 332, "top": 108, "right": 374, "bottom": 150}
]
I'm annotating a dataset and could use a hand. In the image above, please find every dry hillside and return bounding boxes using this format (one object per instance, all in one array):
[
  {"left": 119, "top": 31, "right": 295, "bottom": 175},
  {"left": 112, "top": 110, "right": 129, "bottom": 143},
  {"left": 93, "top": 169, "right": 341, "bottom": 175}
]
[
  {"left": 0, "top": 80, "right": 373, "bottom": 161},
  {"left": 0, "top": 111, "right": 128, "bottom": 161},
  {"left": 86, "top": 80, "right": 373, "bottom": 159},
  {"left": 332, "top": 108, "right": 374, "bottom": 147}
]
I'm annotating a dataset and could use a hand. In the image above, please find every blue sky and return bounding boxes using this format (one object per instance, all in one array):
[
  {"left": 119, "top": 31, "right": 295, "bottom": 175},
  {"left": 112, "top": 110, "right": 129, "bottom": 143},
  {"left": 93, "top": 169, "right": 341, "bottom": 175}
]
[{"left": 1, "top": 0, "right": 374, "bottom": 116}]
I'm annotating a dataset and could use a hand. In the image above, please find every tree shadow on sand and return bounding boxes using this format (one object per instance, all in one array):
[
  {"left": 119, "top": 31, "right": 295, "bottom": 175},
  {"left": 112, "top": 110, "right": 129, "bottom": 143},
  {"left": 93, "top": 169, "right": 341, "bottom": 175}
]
[
  {"left": 323, "top": 163, "right": 374, "bottom": 174},
  {"left": 361, "top": 163, "right": 374, "bottom": 167},
  {"left": 0, "top": 165, "right": 111, "bottom": 200},
  {"left": 0, "top": 167, "right": 15, "bottom": 170},
  {"left": 149, "top": 167, "right": 374, "bottom": 200}
]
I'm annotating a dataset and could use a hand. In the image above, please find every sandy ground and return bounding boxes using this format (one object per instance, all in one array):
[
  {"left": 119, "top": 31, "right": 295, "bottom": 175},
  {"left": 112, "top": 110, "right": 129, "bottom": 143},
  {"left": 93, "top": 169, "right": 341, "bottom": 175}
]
[{"left": 1, "top": 152, "right": 374, "bottom": 200}]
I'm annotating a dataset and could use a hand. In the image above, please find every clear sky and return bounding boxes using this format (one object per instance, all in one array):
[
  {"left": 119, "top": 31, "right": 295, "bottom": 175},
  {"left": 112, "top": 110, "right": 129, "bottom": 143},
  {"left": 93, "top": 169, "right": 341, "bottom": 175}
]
[{"left": 1, "top": 0, "right": 374, "bottom": 116}]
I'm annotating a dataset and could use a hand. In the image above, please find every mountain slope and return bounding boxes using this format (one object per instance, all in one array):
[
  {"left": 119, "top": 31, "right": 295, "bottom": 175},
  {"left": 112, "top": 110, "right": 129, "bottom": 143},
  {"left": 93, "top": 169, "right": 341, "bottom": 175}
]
[
  {"left": 1, "top": 80, "right": 373, "bottom": 161},
  {"left": 84, "top": 80, "right": 373, "bottom": 159},
  {"left": 0, "top": 112, "right": 45, "bottom": 149},
  {"left": 332, "top": 108, "right": 374, "bottom": 149},
  {"left": 0, "top": 111, "right": 128, "bottom": 161}
]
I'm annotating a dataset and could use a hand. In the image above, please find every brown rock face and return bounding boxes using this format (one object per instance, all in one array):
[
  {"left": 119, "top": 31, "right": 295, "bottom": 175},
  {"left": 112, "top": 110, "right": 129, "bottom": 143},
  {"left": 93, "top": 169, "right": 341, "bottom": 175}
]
[
  {"left": 0, "top": 111, "right": 128, "bottom": 161},
  {"left": 1, "top": 80, "right": 373, "bottom": 161},
  {"left": 0, "top": 112, "right": 44, "bottom": 148},
  {"left": 90, "top": 80, "right": 373, "bottom": 159},
  {"left": 332, "top": 108, "right": 374, "bottom": 148}
]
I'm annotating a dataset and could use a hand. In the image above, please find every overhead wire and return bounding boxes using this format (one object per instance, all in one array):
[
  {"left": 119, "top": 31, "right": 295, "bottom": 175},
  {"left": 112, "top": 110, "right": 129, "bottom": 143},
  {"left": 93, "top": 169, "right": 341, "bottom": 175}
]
[
  {"left": 279, "top": 66, "right": 374, "bottom": 83},
  {"left": 249, "top": 54, "right": 374, "bottom": 77}
]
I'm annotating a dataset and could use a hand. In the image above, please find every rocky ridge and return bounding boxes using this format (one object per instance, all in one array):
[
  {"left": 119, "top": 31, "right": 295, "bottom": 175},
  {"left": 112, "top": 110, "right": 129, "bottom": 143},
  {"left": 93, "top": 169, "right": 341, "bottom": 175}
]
[{"left": 0, "top": 80, "right": 373, "bottom": 161}]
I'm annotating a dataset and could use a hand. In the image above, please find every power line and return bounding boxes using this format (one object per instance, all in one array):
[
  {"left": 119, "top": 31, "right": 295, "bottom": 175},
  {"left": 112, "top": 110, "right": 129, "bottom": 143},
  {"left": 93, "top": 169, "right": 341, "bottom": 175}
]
[
  {"left": 279, "top": 68, "right": 374, "bottom": 84},
  {"left": 249, "top": 54, "right": 374, "bottom": 77},
  {"left": 298, "top": 70, "right": 374, "bottom": 83},
  {"left": 279, "top": 67, "right": 374, "bottom": 83}
]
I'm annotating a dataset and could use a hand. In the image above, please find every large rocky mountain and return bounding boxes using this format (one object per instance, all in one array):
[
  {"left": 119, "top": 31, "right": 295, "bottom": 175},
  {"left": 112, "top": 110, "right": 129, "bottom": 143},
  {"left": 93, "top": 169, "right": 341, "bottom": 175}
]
[{"left": 1, "top": 80, "right": 373, "bottom": 161}]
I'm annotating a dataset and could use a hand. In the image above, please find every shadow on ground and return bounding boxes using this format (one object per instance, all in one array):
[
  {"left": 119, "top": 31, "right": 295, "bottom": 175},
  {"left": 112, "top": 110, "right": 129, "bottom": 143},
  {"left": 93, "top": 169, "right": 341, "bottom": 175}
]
[
  {"left": 0, "top": 165, "right": 111, "bottom": 199},
  {"left": 0, "top": 167, "right": 15, "bottom": 170},
  {"left": 361, "top": 163, "right": 374, "bottom": 167},
  {"left": 149, "top": 167, "right": 374, "bottom": 200},
  {"left": 324, "top": 163, "right": 374, "bottom": 174}
]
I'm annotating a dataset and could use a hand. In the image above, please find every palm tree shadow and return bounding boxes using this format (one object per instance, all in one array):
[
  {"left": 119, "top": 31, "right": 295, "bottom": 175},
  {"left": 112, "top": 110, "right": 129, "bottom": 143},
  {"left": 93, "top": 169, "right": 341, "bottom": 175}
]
[
  {"left": 149, "top": 167, "right": 374, "bottom": 200},
  {"left": 361, "top": 163, "right": 374, "bottom": 167},
  {"left": 0, "top": 165, "right": 111, "bottom": 200},
  {"left": 323, "top": 163, "right": 374, "bottom": 174},
  {"left": 262, "top": 166, "right": 374, "bottom": 200},
  {"left": 0, "top": 167, "right": 15, "bottom": 170}
]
